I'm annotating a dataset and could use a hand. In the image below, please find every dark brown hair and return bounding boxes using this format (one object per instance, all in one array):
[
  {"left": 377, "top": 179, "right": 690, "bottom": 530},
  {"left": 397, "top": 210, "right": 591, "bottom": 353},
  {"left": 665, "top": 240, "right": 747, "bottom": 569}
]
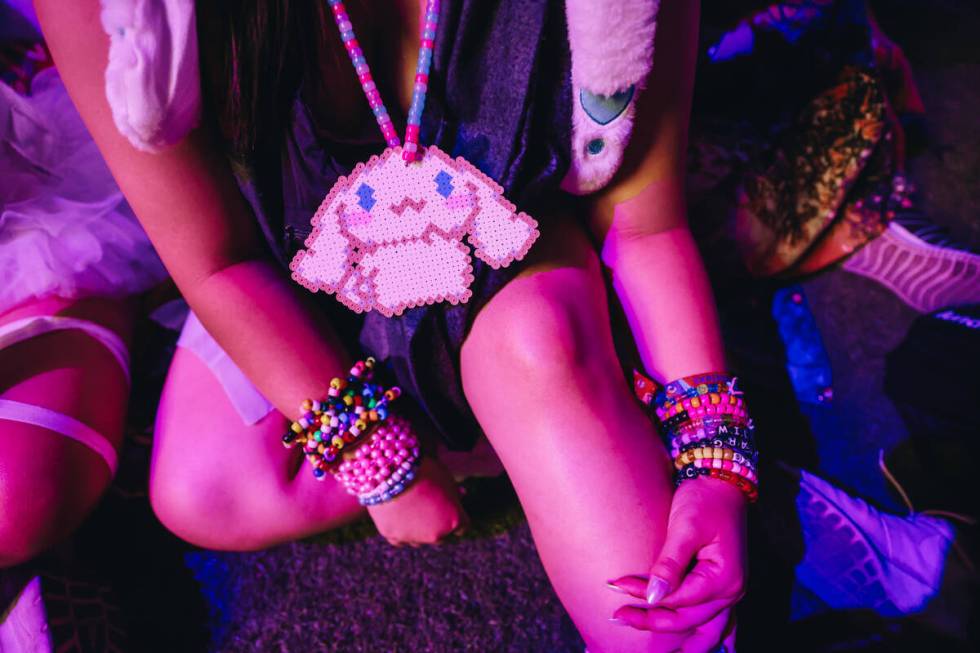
[{"left": 195, "top": 0, "right": 330, "bottom": 163}]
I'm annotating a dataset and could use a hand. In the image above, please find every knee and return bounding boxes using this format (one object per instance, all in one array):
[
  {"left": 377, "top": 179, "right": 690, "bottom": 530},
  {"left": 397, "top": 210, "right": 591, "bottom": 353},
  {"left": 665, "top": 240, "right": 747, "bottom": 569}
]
[
  {"left": 466, "top": 279, "right": 602, "bottom": 381},
  {"left": 149, "top": 462, "right": 252, "bottom": 550}
]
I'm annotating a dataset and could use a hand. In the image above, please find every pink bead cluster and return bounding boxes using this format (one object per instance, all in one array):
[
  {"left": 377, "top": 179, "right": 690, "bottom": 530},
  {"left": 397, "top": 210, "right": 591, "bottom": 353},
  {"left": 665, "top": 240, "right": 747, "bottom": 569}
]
[{"left": 331, "top": 415, "right": 422, "bottom": 506}]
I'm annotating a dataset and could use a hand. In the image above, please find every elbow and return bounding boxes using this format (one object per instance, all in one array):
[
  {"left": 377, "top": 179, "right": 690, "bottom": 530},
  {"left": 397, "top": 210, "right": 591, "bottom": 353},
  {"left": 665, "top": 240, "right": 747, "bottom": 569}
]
[{"left": 599, "top": 219, "right": 692, "bottom": 272}]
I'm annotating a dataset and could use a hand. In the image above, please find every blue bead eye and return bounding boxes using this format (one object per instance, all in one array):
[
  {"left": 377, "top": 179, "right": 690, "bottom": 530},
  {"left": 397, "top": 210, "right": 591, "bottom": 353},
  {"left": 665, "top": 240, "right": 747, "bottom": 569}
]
[
  {"left": 356, "top": 184, "right": 376, "bottom": 211},
  {"left": 434, "top": 171, "right": 454, "bottom": 198}
]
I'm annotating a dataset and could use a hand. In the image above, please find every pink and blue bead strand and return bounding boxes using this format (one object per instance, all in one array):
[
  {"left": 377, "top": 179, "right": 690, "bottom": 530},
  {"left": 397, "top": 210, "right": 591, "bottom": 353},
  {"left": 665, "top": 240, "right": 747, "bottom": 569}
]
[
  {"left": 327, "top": 0, "right": 401, "bottom": 148},
  {"left": 403, "top": 0, "right": 440, "bottom": 161}
]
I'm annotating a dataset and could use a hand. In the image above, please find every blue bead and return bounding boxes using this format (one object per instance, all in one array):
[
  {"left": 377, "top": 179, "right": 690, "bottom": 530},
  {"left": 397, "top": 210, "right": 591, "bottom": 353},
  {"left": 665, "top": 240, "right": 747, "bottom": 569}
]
[
  {"left": 587, "top": 138, "right": 605, "bottom": 155},
  {"left": 434, "top": 170, "right": 454, "bottom": 197},
  {"left": 356, "top": 183, "right": 376, "bottom": 210}
]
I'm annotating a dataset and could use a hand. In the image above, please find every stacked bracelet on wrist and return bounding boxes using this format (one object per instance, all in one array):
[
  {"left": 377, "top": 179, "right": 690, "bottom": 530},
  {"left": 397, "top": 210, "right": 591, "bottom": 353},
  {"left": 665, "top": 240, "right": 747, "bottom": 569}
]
[
  {"left": 332, "top": 415, "right": 422, "bottom": 505},
  {"left": 281, "top": 358, "right": 420, "bottom": 504},
  {"left": 634, "top": 370, "right": 760, "bottom": 501}
]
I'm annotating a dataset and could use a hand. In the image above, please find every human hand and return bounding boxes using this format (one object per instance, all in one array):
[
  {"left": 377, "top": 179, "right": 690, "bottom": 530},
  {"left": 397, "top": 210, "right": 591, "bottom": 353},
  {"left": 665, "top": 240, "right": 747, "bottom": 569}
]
[
  {"left": 608, "top": 478, "right": 747, "bottom": 652},
  {"left": 366, "top": 455, "right": 469, "bottom": 547}
]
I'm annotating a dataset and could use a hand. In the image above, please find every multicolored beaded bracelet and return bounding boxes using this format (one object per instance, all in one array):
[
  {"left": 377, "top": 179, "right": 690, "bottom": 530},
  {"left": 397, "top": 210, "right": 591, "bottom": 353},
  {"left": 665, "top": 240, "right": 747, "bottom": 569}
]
[
  {"left": 671, "top": 425, "right": 757, "bottom": 449},
  {"left": 282, "top": 357, "right": 403, "bottom": 479},
  {"left": 676, "top": 465, "right": 759, "bottom": 501},
  {"left": 637, "top": 369, "right": 760, "bottom": 502},
  {"left": 672, "top": 417, "right": 753, "bottom": 441},
  {"left": 674, "top": 446, "right": 757, "bottom": 472},
  {"left": 655, "top": 391, "right": 745, "bottom": 421},
  {"left": 672, "top": 439, "right": 757, "bottom": 464},
  {"left": 688, "top": 456, "right": 758, "bottom": 483},
  {"left": 671, "top": 426, "right": 755, "bottom": 451},
  {"left": 653, "top": 373, "right": 742, "bottom": 408},
  {"left": 657, "top": 397, "right": 749, "bottom": 423}
]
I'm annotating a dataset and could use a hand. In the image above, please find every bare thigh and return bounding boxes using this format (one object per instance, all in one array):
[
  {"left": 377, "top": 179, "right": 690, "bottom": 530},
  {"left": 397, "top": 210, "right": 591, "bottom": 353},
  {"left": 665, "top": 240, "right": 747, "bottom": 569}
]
[
  {"left": 460, "top": 222, "right": 681, "bottom": 652},
  {"left": 0, "top": 296, "right": 131, "bottom": 566},
  {"left": 150, "top": 345, "right": 363, "bottom": 551}
]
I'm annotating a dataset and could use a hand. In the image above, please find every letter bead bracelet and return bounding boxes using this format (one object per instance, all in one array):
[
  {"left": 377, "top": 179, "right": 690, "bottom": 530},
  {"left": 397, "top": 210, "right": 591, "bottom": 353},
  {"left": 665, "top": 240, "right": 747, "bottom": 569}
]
[{"left": 635, "top": 370, "right": 760, "bottom": 501}]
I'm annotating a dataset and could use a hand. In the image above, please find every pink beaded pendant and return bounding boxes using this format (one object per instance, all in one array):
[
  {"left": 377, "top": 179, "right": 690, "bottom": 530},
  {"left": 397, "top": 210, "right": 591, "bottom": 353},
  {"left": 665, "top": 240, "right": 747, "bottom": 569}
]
[
  {"left": 290, "top": 0, "right": 539, "bottom": 316},
  {"left": 290, "top": 145, "right": 539, "bottom": 317}
]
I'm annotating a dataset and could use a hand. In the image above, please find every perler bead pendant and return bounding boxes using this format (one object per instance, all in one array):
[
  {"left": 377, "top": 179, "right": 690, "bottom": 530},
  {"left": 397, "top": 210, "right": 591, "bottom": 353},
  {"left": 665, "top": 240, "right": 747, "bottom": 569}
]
[{"left": 290, "top": 145, "right": 539, "bottom": 317}]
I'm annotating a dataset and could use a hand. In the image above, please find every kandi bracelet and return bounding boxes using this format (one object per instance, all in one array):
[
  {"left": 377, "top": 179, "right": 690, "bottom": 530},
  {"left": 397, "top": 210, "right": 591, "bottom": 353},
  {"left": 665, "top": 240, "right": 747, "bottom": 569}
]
[
  {"left": 676, "top": 464, "right": 759, "bottom": 501},
  {"left": 637, "top": 370, "right": 760, "bottom": 502},
  {"left": 282, "top": 357, "right": 404, "bottom": 480},
  {"left": 331, "top": 415, "right": 422, "bottom": 505}
]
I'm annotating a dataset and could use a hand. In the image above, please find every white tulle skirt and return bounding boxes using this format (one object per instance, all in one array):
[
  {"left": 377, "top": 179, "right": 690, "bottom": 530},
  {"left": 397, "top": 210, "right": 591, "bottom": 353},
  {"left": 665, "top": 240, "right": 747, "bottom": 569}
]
[{"left": 0, "top": 68, "right": 167, "bottom": 314}]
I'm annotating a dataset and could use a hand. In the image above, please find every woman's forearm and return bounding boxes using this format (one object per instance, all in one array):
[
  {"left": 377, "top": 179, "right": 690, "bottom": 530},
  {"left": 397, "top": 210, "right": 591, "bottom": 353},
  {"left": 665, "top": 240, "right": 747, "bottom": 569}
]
[
  {"left": 601, "top": 224, "right": 726, "bottom": 382},
  {"left": 185, "top": 257, "right": 351, "bottom": 417}
]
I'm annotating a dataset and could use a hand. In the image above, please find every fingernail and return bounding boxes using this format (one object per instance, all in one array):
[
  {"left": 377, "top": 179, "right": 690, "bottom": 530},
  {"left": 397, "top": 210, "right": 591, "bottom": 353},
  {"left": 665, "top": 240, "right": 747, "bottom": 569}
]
[
  {"left": 605, "top": 581, "right": 628, "bottom": 595},
  {"left": 608, "top": 617, "right": 629, "bottom": 626},
  {"left": 645, "top": 577, "right": 670, "bottom": 605}
]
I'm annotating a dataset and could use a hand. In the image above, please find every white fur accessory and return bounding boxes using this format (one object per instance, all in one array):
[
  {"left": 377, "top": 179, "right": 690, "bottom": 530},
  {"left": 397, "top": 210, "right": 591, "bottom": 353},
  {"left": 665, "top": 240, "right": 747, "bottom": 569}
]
[
  {"left": 562, "top": 0, "right": 660, "bottom": 194},
  {"left": 100, "top": 0, "right": 201, "bottom": 152}
]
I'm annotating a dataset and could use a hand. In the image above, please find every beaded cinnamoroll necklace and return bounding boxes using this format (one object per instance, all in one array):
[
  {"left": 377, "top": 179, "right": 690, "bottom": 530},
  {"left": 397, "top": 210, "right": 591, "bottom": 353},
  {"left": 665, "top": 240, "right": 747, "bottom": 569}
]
[{"left": 289, "top": 0, "right": 540, "bottom": 318}]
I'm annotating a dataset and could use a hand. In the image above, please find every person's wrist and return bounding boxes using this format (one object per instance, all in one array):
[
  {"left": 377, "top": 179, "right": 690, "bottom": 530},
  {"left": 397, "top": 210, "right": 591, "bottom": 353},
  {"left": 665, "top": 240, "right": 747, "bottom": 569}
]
[{"left": 677, "top": 474, "right": 749, "bottom": 509}]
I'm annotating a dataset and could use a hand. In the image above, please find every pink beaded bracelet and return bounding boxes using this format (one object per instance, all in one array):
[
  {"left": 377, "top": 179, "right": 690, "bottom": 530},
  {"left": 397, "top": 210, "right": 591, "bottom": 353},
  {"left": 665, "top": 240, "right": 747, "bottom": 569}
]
[
  {"left": 657, "top": 393, "right": 748, "bottom": 422},
  {"left": 655, "top": 391, "right": 745, "bottom": 419},
  {"left": 331, "top": 415, "right": 422, "bottom": 505}
]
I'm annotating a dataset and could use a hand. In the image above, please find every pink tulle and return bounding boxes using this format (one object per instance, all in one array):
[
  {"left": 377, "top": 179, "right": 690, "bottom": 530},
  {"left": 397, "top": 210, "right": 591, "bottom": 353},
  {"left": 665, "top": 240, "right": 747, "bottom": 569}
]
[{"left": 0, "top": 69, "right": 167, "bottom": 313}]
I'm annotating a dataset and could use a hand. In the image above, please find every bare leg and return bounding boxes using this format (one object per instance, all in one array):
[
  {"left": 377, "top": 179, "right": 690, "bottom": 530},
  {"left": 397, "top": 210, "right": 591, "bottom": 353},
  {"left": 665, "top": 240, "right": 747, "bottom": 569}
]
[
  {"left": 150, "top": 346, "right": 364, "bottom": 551},
  {"left": 0, "top": 297, "right": 131, "bottom": 566},
  {"left": 460, "top": 224, "right": 682, "bottom": 652}
]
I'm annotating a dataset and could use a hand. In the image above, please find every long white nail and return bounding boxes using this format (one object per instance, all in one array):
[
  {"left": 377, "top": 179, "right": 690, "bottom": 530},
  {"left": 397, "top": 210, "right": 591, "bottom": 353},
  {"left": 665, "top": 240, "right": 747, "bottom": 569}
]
[{"left": 645, "top": 576, "right": 670, "bottom": 605}]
